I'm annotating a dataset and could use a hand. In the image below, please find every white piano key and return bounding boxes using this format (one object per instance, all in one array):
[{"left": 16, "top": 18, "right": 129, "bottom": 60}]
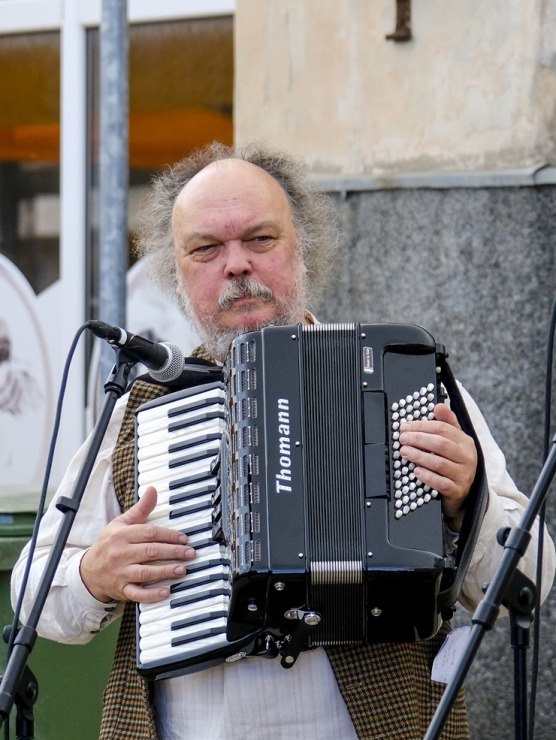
[
  {"left": 139, "top": 548, "right": 229, "bottom": 616},
  {"left": 139, "top": 561, "right": 228, "bottom": 593},
  {"left": 137, "top": 478, "right": 216, "bottom": 509},
  {"left": 137, "top": 404, "right": 225, "bottom": 437},
  {"left": 145, "top": 493, "right": 211, "bottom": 522},
  {"left": 137, "top": 415, "right": 219, "bottom": 440},
  {"left": 138, "top": 451, "right": 215, "bottom": 478},
  {"left": 139, "top": 593, "right": 230, "bottom": 632},
  {"left": 140, "top": 616, "right": 229, "bottom": 653},
  {"left": 139, "top": 568, "right": 230, "bottom": 623},
  {"left": 138, "top": 457, "right": 216, "bottom": 488},
  {"left": 186, "top": 530, "right": 220, "bottom": 547},
  {"left": 146, "top": 509, "right": 213, "bottom": 532},
  {"left": 137, "top": 426, "right": 223, "bottom": 453},
  {"left": 137, "top": 447, "right": 219, "bottom": 478},
  {"left": 139, "top": 593, "right": 230, "bottom": 627},
  {"left": 140, "top": 630, "right": 231, "bottom": 666},
  {"left": 138, "top": 388, "right": 225, "bottom": 420}
]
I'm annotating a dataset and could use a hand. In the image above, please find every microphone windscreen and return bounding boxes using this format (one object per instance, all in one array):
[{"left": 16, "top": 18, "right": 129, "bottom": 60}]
[{"left": 149, "top": 342, "right": 184, "bottom": 382}]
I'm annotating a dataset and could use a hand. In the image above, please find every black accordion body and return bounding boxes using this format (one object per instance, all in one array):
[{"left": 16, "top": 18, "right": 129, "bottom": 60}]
[{"left": 135, "top": 323, "right": 487, "bottom": 680}]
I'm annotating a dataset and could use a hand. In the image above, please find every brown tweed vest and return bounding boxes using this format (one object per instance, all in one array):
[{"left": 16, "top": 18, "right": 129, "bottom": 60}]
[{"left": 100, "top": 376, "right": 469, "bottom": 740}]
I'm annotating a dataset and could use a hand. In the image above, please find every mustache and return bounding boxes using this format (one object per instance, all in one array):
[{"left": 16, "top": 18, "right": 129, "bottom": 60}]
[{"left": 218, "top": 277, "right": 273, "bottom": 311}]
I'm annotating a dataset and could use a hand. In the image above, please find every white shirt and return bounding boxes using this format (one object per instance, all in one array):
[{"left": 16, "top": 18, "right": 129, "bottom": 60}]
[{"left": 10, "top": 383, "right": 555, "bottom": 739}]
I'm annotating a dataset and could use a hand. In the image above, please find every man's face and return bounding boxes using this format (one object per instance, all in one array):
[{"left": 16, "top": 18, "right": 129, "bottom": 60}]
[{"left": 172, "top": 159, "right": 307, "bottom": 353}]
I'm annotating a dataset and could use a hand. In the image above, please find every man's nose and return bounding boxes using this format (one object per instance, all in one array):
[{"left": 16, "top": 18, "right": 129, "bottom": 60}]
[{"left": 223, "top": 241, "right": 253, "bottom": 278}]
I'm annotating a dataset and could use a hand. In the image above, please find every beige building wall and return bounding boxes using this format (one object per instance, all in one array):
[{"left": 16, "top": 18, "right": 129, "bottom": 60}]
[{"left": 235, "top": 0, "right": 556, "bottom": 176}]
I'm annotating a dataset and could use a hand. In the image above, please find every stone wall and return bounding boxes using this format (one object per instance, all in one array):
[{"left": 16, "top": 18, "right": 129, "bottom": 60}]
[{"left": 311, "top": 182, "right": 556, "bottom": 738}]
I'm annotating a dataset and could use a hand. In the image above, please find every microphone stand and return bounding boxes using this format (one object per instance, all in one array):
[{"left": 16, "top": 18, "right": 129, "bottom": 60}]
[
  {"left": 425, "top": 434, "right": 556, "bottom": 740},
  {"left": 0, "top": 353, "right": 137, "bottom": 736}
]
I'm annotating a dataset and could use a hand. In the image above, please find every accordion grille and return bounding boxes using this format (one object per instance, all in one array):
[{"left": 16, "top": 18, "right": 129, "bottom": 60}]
[{"left": 302, "top": 326, "right": 365, "bottom": 643}]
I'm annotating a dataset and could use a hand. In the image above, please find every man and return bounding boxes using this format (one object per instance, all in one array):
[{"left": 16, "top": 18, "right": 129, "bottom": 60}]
[{"left": 11, "top": 143, "right": 555, "bottom": 739}]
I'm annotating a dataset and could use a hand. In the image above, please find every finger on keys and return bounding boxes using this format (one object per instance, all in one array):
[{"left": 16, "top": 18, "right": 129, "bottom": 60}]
[
  {"left": 123, "top": 581, "right": 172, "bottom": 604},
  {"left": 122, "top": 486, "right": 189, "bottom": 545}
]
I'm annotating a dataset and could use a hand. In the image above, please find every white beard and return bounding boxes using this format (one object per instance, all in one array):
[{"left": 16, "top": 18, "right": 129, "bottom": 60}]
[{"left": 177, "top": 269, "right": 307, "bottom": 362}]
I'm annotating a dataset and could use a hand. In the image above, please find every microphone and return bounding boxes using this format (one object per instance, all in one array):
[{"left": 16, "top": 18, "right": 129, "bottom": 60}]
[{"left": 87, "top": 320, "right": 185, "bottom": 382}]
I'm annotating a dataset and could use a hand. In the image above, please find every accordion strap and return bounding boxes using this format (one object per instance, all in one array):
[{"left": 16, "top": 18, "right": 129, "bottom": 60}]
[{"left": 437, "top": 360, "right": 489, "bottom": 613}]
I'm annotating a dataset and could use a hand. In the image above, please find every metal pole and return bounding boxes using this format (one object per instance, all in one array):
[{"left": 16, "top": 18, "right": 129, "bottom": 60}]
[{"left": 99, "top": 0, "right": 129, "bottom": 381}]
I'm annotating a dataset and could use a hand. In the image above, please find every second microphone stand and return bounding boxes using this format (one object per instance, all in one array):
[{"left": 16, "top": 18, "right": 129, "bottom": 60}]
[{"left": 425, "top": 434, "right": 556, "bottom": 740}]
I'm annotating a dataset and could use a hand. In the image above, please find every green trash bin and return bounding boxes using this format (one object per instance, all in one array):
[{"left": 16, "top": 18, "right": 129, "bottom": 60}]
[{"left": 0, "top": 488, "right": 119, "bottom": 739}]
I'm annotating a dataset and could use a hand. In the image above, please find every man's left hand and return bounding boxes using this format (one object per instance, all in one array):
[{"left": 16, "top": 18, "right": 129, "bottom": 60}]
[{"left": 399, "top": 403, "right": 477, "bottom": 532}]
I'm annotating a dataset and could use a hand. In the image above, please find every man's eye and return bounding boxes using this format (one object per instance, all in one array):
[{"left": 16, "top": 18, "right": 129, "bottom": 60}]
[{"left": 249, "top": 236, "right": 273, "bottom": 245}]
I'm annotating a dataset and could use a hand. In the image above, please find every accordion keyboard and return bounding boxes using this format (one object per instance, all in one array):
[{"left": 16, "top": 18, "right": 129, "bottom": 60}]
[{"left": 135, "top": 382, "right": 233, "bottom": 674}]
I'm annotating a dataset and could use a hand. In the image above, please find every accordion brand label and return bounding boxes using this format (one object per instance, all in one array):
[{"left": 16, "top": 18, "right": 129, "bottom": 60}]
[
  {"left": 275, "top": 396, "right": 293, "bottom": 493},
  {"left": 362, "top": 346, "right": 374, "bottom": 374}
]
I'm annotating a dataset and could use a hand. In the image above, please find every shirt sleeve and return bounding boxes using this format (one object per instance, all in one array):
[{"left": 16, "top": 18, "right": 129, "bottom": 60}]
[
  {"left": 10, "top": 394, "right": 129, "bottom": 644},
  {"left": 457, "top": 384, "right": 556, "bottom": 612}
]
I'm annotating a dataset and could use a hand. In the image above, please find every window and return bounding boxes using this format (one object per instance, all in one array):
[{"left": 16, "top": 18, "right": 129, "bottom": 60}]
[{"left": 0, "top": 31, "right": 60, "bottom": 294}]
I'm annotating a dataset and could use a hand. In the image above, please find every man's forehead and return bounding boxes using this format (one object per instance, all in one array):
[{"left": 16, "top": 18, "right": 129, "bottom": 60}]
[
  {"left": 170, "top": 157, "right": 299, "bottom": 248},
  {"left": 176, "top": 158, "right": 285, "bottom": 206},
  {"left": 193, "top": 157, "right": 264, "bottom": 179}
]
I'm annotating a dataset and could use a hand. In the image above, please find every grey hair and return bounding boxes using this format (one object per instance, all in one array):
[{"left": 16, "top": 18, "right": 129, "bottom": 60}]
[{"left": 134, "top": 141, "right": 341, "bottom": 305}]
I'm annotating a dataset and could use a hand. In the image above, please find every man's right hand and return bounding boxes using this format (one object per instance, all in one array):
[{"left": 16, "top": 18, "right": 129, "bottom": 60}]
[{"left": 79, "top": 485, "right": 196, "bottom": 604}]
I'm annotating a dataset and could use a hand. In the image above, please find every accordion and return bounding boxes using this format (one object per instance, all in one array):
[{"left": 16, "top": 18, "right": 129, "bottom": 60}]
[{"left": 135, "top": 323, "right": 487, "bottom": 680}]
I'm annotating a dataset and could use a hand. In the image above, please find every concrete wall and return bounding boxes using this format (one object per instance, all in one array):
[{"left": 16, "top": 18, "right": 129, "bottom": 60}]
[
  {"left": 311, "top": 183, "right": 556, "bottom": 737},
  {"left": 235, "top": 2, "right": 556, "bottom": 737},
  {"left": 235, "top": 0, "right": 556, "bottom": 176}
]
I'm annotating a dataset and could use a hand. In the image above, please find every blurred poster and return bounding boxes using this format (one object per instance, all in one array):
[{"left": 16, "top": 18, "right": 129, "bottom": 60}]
[{"left": 0, "top": 255, "right": 54, "bottom": 495}]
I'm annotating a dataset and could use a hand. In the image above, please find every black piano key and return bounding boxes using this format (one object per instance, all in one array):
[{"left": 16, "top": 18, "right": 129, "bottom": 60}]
[
  {"left": 169, "top": 446, "right": 220, "bottom": 471},
  {"left": 170, "top": 586, "right": 230, "bottom": 610},
  {"left": 210, "top": 451, "right": 221, "bottom": 476},
  {"left": 169, "top": 409, "right": 225, "bottom": 434},
  {"left": 212, "top": 501, "right": 222, "bottom": 524},
  {"left": 188, "top": 537, "right": 219, "bottom": 552},
  {"left": 169, "top": 499, "right": 212, "bottom": 520},
  {"left": 167, "top": 394, "right": 224, "bottom": 419},
  {"left": 169, "top": 482, "right": 216, "bottom": 506},
  {"left": 185, "top": 557, "right": 231, "bottom": 575},
  {"left": 212, "top": 523, "right": 225, "bottom": 543},
  {"left": 211, "top": 485, "right": 221, "bottom": 508},
  {"left": 170, "top": 571, "right": 230, "bottom": 595},
  {"left": 169, "top": 469, "right": 213, "bottom": 490},
  {"left": 171, "top": 623, "right": 228, "bottom": 648},
  {"left": 169, "top": 432, "right": 222, "bottom": 455},
  {"left": 180, "top": 522, "right": 212, "bottom": 538}
]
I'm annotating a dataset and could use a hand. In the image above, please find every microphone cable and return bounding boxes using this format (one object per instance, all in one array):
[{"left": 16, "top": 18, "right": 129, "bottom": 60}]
[
  {"left": 4, "top": 323, "right": 89, "bottom": 740},
  {"left": 528, "top": 294, "right": 556, "bottom": 740}
]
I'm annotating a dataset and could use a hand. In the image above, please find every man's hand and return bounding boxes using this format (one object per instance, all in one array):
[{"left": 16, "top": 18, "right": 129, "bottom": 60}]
[
  {"left": 79, "top": 486, "right": 196, "bottom": 604},
  {"left": 399, "top": 403, "right": 477, "bottom": 532}
]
